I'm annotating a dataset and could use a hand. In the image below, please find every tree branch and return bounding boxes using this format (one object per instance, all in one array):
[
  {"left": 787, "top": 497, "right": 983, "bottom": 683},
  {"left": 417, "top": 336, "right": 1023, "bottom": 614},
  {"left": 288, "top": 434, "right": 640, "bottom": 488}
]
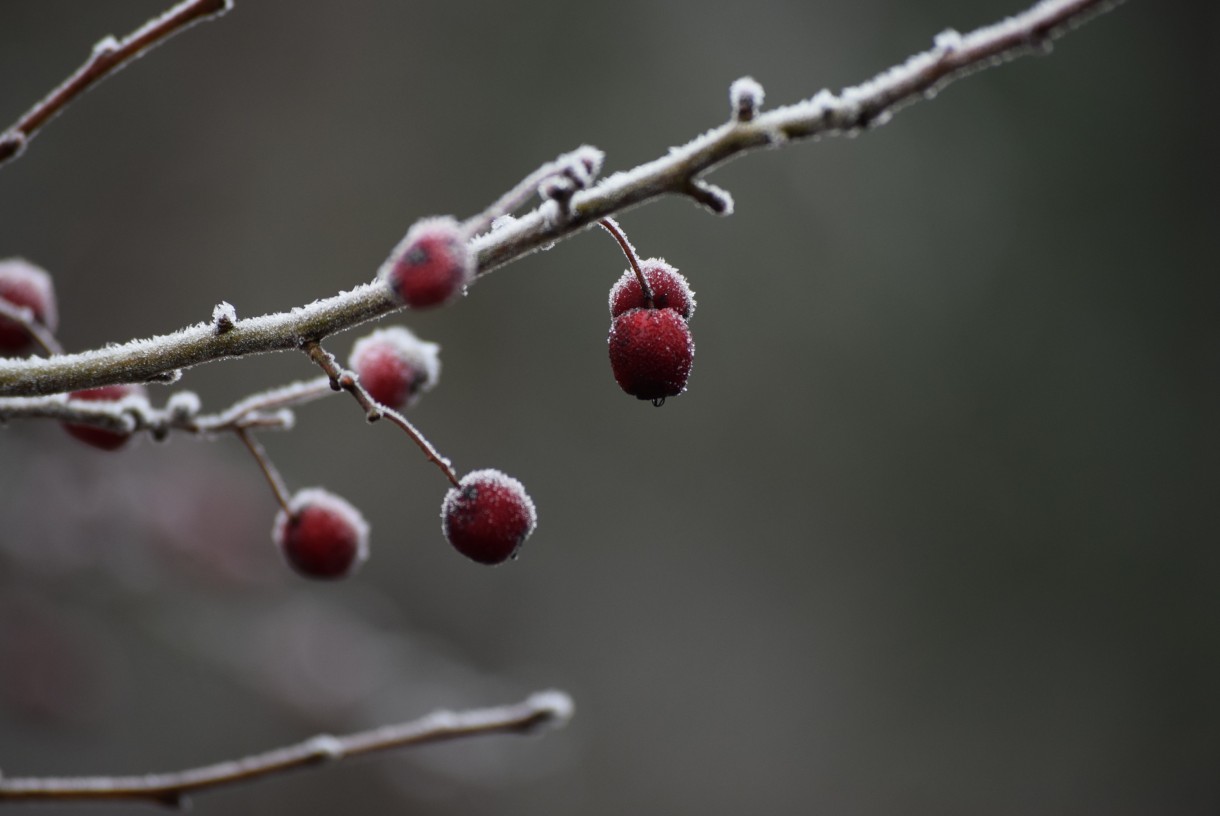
[
  {"left": 0, "top": 0, "right": 233, "bottom": 168},
  {"left": 0, "top": 376, "right": 336, "bottom": 437},
  {"left": 0, "top": 691, "right": 573, "bottom": 807},
  {"left": 0, "top": 0, "right": 1122, "bottom": 399},
  {"left": 303, "top": 341, "right": 462, "bottom": 486}
]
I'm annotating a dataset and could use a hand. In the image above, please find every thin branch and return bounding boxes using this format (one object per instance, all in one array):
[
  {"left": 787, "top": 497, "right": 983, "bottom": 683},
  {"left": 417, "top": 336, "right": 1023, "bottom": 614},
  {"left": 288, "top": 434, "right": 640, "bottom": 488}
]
[
  {"left": 0, "top": 0, "right": 1122, "bottom": 399},
  {"left": 0, "top": 376, "right": 334, "bottom": 436},
  {"left": 235, "top": 426, "right": 292, "bottom": 515},
  {"left": 0, "top": 690, "right": 574, "bottom": 807},
  {"left": 0, "top": 0, "right": 233, "bottom": 168},
  {"left": 304, "top": 341, "right": 461, "bottom": 487},
  {"left": 304, "top": 341, "right": 383, "bottom": 421}
]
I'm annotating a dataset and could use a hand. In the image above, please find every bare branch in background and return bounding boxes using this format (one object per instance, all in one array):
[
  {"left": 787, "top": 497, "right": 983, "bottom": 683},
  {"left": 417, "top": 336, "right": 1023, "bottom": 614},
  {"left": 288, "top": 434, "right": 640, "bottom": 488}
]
[
  {"left": 0, "top": 691, "right": 574, "bottom": 807},
  {"left": 0, "top": 0, "right": 233, "bottom": 168}
]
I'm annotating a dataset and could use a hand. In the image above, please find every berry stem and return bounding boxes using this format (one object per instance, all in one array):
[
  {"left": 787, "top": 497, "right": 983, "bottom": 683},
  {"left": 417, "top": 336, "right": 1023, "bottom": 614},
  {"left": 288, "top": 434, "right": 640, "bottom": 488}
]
[
  {"left": 235, "top": 426, "right": 292, "bottom": 517},
  {"left": 598, "top": 218, "right": 653, "bottom": 307},
  {"left": 381, "top": 406, "right": 461, "bottom": 488},
  {"left": 303, "top": 341, "right": 460, "bottom": 488},
  {"left": 304, "top": 341, "right": 383, "bottom": 422}
]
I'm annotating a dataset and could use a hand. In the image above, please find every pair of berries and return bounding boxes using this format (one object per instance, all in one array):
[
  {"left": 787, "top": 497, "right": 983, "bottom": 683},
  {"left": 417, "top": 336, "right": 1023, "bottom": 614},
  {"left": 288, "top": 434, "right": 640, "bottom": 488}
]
[
  {"left": 271, "top": 470, "right": 536, "bottom": 579},
  {"left": 270, "top": 326, "right": 535, "bottom": 579},
  {"left": 603, "top": 224, "right": 696, "bottom": 405}
]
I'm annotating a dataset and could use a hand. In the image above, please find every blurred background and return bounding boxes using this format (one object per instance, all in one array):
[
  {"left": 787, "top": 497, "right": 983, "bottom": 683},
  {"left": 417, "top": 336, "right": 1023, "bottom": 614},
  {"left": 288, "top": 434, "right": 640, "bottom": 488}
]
[{"left": 0, "top": 1, "right": 1216, "bottom": 814}]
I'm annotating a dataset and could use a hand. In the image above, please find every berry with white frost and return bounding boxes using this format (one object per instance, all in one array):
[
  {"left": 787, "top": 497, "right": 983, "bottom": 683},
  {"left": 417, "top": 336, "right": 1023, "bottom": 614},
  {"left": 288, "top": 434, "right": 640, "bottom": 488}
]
[
  {"left": 442, "top": 469, "right": 537, "bottom": 565},
  {"left": 381, "top": 217, "right": 474, "bottom": 309},
  {"left": 273, "top": 488, "right": 369, "bottom": 580},
  {"left": 348, "top": 326, "right": 440, "bottom": 411}
]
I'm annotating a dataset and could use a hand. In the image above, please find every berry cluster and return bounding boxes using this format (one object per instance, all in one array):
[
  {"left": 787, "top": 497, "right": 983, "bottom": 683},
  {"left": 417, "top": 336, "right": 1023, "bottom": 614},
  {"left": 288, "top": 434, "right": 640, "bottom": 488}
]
[
  {"left": 600, "top": 220, "right": 696, "bottom": 406},
  {"left": 5, "top": 203, "right": 696, "bottom": 586}
]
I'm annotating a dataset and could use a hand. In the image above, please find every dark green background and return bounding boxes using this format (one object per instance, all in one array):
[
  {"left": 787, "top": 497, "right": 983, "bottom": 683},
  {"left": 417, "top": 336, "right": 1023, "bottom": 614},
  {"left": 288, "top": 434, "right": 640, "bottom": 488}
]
[{"left": 1, "top": 2, "right": 1216, "bottom": 814}]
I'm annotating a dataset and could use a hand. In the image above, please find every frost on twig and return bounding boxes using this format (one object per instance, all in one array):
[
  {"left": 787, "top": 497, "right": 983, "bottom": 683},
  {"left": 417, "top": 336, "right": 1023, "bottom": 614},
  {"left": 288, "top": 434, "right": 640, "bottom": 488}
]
[
  {"left": 0, "top": 376, "right": 341, "bottom": 438},
  {"left": 0, "top": 0, "right": 1123, "bottom": 401},
  {"left": 729, "top": 76, "right": 765, "bottom": 123},
  {"left": 212, "top": 301, "right": 237, "bottom": 334},
  {"left": 464, "top": 145, "right": 606, "bottom": 237},
  {"left": 0, "top": 691, "right": 574, "bottom": 806}
]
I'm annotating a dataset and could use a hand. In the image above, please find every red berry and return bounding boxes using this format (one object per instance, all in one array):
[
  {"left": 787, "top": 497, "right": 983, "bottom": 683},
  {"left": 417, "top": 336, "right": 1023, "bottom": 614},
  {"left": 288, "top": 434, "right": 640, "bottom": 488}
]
[
  {"left": 441, "top": 469, "right": 537, "bottom": 565},
  {"left": 381, "top": 217, "right": 473, "bottom": 308},
  {"left": 61, "top": 384, "right": 147, "bottom": 451},
  {"left": 608, "top": 260, "right": 695, "bottom": 321},
  {"left": 273, "top": 488, "right": 369, "bottom": 580},
  {"left": 608, "top": 308, "right": 694, "bottom": 402},
  {"left": 348, "top": 326, "right": 440, "bottom": 411},
  {"left": 0, "top": 258, "right": 58, "bottom": 356}
]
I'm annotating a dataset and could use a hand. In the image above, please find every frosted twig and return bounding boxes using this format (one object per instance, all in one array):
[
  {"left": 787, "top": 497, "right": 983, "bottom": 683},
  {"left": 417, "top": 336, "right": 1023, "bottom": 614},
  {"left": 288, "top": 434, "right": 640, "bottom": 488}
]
[
  {"left": 0, "top": 691, "right": 574, "bottom": 807},
  {"left": 0, "top": 0, "right": 233, "bottom": 168},
  {"left": 463, "top": 145, "right": 605, "bottom": 237},
  {"left": 0, "top": 0, "right": 1122, "bottom": 399},
  {"left": 0, "top": 376, "right": 336, "bottom": 436},
  {"left": 303, "top": 341, "right": 461, "bottom": 487}
]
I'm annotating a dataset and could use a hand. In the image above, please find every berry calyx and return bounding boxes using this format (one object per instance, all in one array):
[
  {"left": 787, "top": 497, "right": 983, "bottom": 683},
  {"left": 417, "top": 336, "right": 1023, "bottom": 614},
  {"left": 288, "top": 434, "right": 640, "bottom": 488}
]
[
  {"left": 0, "top": 258, "right": 58, "bottom": 356},
  {"left": 272, "top": 488, "right": 369, "bottom": 580},
  {"left": 348, "top": 326, "right": 440, "bottom": 411},
  {"left": 609, "top": 259, "right": 696, "bottom": 320},
  {"left": 381, "top": 216, "right": 474, "bottom": 309},
  {"left": 61, "top": 384, "right": 147, "bottom": 451},
  {"left": 441, "top": 469, "right": 537, "bottom": 565},
  {"left": 608, "top": 308, "right": 694, "bottom": 403}
]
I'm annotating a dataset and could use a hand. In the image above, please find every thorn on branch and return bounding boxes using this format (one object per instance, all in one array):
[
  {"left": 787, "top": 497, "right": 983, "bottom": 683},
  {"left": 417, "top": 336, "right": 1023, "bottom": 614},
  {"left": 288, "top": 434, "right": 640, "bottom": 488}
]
[
  {"left": 684, "top": 180, "right": 734, "bottom": 216},
  {"left": 538, "top": 175, "right": 577, "bottom": 223},
  {"left": 212, "top": 301, "right": 236, "bottom": 334},
  {"left": 144, "top": 369, "right": 182, "bottom": 384},
  {"left": 0, "top": 132, "right": 26, "bottom": 164},
  {"left": 729, "top": 76, "right": 766, "bottom": 123}
]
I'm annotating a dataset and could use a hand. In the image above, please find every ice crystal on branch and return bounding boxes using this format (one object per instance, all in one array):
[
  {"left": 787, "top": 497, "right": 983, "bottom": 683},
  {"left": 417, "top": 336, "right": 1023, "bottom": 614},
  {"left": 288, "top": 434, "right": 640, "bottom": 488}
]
[{"left": 729, "top": 76, "right": 765, "bottom": 122}]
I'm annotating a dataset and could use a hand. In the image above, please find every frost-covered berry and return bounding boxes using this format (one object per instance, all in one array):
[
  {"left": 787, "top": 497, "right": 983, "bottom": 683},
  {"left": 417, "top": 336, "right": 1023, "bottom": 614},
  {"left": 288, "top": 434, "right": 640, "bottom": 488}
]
[
  {"left": 0, "top": 258, "right": 57, "bottom": 356},
  {"left": 441, "top": 469, "right": 537, "bottom": 565},
  {"left": 608, "top": 308, "right": 694, "bottom": 403},
  {"left": 273, "top": 488, "right": 369, "bottom": 580},
  {"left": 61, "top": 384, "right": 147, "bottom": 451},
  {"left": 348, "top": 326, "right": 440, "bottom": 411},
  {"left": 608, "top": 260, "right": 696, "bottom": 321},
  {"left": 381, "top": 217, "right": 474, "bottom": 308}
]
